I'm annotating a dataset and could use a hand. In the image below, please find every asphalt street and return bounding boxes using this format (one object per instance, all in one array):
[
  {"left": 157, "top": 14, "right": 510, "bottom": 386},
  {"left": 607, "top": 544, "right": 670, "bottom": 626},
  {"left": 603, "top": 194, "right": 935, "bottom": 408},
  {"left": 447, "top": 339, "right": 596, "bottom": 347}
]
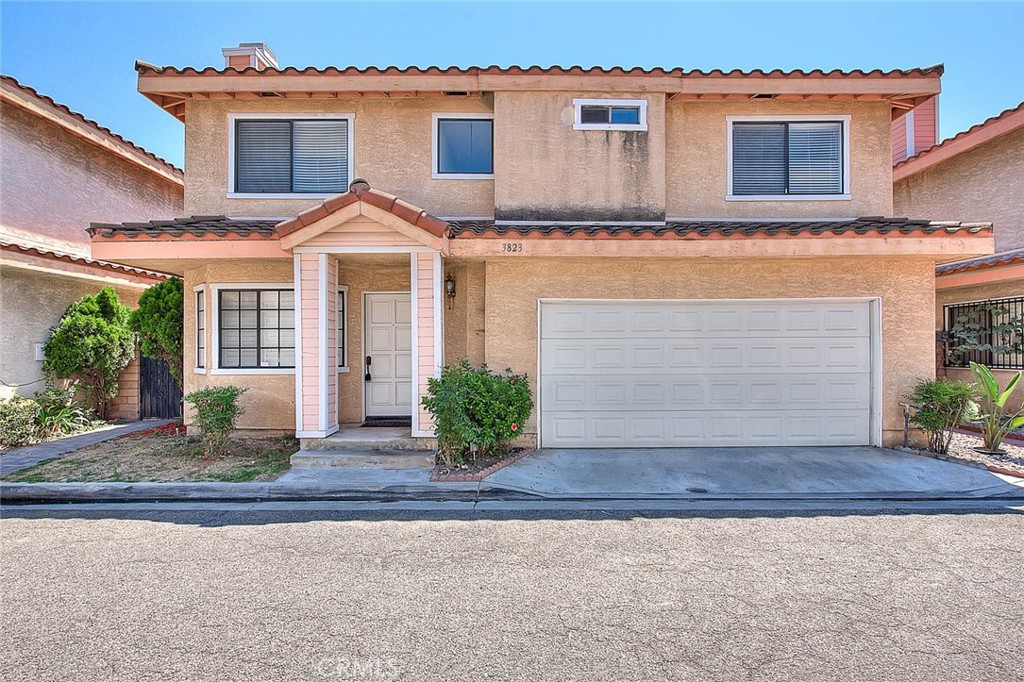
[{"left": 2, "top": 505, "right": 1022, "bottom": 681}]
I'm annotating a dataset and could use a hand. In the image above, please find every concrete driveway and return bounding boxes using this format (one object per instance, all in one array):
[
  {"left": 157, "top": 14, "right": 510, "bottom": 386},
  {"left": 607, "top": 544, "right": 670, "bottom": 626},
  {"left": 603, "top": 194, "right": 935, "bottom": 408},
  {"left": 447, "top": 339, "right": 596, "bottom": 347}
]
[{"left": 483, "top": 446, "right": 1024, "bottom": 499}]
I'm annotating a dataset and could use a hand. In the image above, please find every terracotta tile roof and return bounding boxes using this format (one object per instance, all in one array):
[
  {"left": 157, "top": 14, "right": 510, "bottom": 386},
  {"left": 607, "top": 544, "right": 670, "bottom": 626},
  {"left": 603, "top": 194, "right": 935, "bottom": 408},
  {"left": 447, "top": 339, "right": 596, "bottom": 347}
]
[
  {"left": 276, "top": 179, "right": 448, "bottom": 238},
  {"left": 893, "top": 101, "right": 1024, "bottom": 179},
  {"left": 447, "top": 217, "right": 993, "bottom": 239},
  {"left": 936, "top": 247, "right": 1024, "bottom": 276},
  {"left": 1, "top": 240, "right": 171, "bottom": 280},
  {"left": 0, "top": 74, "right": 183, "bottom": 181},
  {"left": 88, "top": 216, "right": 279, "bottom": 240},
  {"left": 136, "top": 62, "right": 944, "bottom": 79}
]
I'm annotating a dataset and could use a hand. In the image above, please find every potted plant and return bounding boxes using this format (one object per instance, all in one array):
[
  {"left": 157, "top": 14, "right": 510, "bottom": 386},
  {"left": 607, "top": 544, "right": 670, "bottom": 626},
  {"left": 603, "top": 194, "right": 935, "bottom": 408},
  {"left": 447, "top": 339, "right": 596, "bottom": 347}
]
[{"left": 969, "top": 362, "right": 1024, "bottom": 455}]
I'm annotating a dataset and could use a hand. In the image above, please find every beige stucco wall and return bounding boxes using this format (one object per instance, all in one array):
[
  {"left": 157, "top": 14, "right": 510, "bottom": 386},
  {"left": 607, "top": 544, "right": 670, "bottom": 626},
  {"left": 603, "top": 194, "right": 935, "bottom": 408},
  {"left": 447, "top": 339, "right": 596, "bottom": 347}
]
[
  {"left": 184, "top": 98, "right": 495, "bottom": 219},
  {"left": 666, "top": 100, "right": 894, "bottom": 218},
  {"left": 0, "top": 104, "right": 183, "bottom": 255},
  {"left": 442, "top": 260, "right": 486, "bottom": 367},
  {"left": 483, "top": 256, "right": 936, "bottom": 448},
  {"left": 0, "top": 265, "right": 142, "bottom": 400},
  {"left": 184, "top": 259, "right": 295, "bottom": 431},
  {"left": 492, "top": 92, "right": 666, "bottom": 221},
  {"left": 895, "top": 128, "right": 1024, "bottom": 251}
]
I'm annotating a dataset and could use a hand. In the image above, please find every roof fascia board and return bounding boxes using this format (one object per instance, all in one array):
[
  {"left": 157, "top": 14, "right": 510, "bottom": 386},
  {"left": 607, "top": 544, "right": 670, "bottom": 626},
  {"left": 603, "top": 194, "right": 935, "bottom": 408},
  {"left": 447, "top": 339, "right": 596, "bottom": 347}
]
[
  {"left": 894, "top": 107, "right": 1024, "bottom": 181},
  {"left": 0, "top": 81, "right": 184, "bottom": 186}
]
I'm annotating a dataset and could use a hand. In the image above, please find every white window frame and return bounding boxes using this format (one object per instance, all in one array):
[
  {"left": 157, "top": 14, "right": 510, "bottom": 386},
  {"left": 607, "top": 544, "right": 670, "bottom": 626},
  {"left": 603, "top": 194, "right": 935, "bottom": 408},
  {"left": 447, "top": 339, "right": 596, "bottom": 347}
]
[
  {"left": 337, "top": 285, "right": 350, "bottom": 373},
  {"left": 572, "top": 98, "right": 648, "bottom": 131},
  {"left": 431, "top": 112, "right": 495, "bottom": 180},
  {"left": 194, "top": 285, "right": 207, "bottom": 374},
  {"left": 227, "top": 112, "right": 355, "bottom": 199},
  {"left": 726, "top": 114, "right": 851, "bottom": 202},
  {"left": 209, "top": 282, "right": 296, "bottom": 375}
]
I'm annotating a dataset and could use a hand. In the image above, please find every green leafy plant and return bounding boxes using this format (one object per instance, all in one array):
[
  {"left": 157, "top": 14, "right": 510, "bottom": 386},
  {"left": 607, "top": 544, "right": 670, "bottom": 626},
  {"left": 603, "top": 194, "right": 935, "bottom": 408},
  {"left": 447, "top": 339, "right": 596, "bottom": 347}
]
[
  {"left": 33, "top": 383, "right": 97, "bottom": 439},
  {"left": 42, "top": 287, "right": 135, "bottom": 420},
  {"left": 130, "top": 278, "right": 184, "bottom": 386},
  {"left": 970, "top": 362, "right": 1024, "bottom": 453},
  {"left": 0, "top": 395, "right": 42, "bottom": 447},
  {"left": 421, "top": 360, "right": 533, "bottom": 466},
  {"left": 906, "top": 378, "right": 978, "bottom": 454},
  {"left": 938, "top": 303, "right": 1024, "bottom": 367},
  {"left": 183, "top": 386, "right": 247, "bottom": 457}
]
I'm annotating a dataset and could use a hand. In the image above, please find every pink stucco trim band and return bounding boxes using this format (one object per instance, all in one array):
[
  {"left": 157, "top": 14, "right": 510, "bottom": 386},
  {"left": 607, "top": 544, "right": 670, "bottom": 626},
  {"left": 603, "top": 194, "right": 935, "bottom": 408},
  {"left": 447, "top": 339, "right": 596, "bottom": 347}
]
[
  {"left": 275, "top": 179, "right": 448, "bottom": 240},
  {"left": 0, "top": 241, "right": 170, "bottom": 282}
]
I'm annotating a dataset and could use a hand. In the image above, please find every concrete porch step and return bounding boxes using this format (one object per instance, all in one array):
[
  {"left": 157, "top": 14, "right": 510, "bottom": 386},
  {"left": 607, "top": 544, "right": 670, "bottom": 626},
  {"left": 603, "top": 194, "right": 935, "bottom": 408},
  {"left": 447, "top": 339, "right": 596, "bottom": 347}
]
[
  {"left": 290, "top": 449, "right": 436, "bottom": 470},
  {"left": 301, "top": 425, "right": 436, "bottom": 452}
]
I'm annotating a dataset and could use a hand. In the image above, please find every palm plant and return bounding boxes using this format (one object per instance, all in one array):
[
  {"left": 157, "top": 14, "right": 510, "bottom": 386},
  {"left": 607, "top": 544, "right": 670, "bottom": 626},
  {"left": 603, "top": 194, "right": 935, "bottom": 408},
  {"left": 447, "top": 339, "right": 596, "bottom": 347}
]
[{"left": 970, "top": 362, "right": 1024, "bottom": 453}]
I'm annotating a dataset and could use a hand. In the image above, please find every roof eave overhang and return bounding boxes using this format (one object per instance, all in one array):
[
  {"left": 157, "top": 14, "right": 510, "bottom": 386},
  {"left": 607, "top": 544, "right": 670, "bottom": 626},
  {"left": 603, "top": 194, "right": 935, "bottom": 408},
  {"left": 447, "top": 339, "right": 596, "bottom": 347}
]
[
  {"left": 1, "top": 79, "right": 184, "bottom": 185},
  {"left": 137, "top": 67, "right": 942, "bottom": 122},
  {"left": 936, "top": 262, "right": 1024, "bottom": 290}
]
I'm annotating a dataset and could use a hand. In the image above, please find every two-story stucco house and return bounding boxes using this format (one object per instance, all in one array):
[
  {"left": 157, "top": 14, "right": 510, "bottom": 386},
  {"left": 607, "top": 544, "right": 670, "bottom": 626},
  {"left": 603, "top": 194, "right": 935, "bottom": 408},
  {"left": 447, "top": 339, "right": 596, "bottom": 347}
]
[
  {"left": 1, "top": 75, "right": 183, "bottom": 418},
  {"left": 89, "top": 43, "right": 993, "bottom": 453},
  {"left": 893, "top": 101, "right": 1024, "bottom": 399}
]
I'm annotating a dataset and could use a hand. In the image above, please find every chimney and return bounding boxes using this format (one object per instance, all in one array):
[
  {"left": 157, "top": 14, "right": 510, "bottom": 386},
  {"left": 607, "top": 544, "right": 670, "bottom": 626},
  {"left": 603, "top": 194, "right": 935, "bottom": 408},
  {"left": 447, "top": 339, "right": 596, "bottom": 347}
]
[{"left": 221, "top": 42, "right": 278, "bottom": 71}]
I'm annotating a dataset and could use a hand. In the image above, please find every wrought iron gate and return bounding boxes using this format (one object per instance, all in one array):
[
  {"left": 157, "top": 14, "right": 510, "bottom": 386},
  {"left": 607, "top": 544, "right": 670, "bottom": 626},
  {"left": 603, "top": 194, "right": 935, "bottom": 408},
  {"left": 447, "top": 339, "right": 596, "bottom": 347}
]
[{"left": 140, "top": 357, "right": 182, "bottom": 419}]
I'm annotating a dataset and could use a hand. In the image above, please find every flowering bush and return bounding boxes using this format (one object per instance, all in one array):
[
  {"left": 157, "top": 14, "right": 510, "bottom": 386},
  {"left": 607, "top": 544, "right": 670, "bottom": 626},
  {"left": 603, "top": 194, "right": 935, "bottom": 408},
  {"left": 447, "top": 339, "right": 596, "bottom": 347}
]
[{"left": 421, "top": 360, "right": 533, "bottom": 465}]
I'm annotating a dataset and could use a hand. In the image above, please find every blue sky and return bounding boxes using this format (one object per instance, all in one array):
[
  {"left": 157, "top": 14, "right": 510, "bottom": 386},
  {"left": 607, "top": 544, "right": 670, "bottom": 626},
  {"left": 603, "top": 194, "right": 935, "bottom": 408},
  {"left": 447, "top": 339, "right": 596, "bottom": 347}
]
[{"left": 2, "top": 1, "right": 1022, "bottom": 169}]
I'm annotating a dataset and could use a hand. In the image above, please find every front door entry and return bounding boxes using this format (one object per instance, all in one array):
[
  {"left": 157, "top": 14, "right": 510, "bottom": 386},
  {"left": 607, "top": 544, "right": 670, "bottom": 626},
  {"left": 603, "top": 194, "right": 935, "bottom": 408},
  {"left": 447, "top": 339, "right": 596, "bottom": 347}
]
[{"left": 363, "top": 293, "right": 412, "bottom": 419}]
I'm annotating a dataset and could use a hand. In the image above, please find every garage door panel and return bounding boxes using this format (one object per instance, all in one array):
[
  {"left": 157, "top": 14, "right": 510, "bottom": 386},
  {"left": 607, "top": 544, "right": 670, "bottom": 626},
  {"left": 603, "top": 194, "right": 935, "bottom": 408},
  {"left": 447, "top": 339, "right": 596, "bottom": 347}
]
[
  {"left": 542, "top": 337, "right": 870, "bottom": 374},
  {"left": 541, "top": 410, "right": 871, "bottom": 447},
  {"left": 541, "top": 301, "right": 870, "bottom": 338},
  {"left": 542, "top": 374, "right": 870, "bottom": 411},
  {"left": 540, "top": 300, "right": 873, "bottom": 448}
]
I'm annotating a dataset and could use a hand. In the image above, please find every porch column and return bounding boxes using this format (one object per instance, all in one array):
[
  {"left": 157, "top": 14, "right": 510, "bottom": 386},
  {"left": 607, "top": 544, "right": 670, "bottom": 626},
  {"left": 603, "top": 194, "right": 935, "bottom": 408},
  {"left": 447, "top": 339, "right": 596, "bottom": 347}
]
[
  {"left": 294, "top": 252, "right": 339, "bottom": 438},
  {"left": 410, "top": 252, "right": 443, "bottom": 437}
]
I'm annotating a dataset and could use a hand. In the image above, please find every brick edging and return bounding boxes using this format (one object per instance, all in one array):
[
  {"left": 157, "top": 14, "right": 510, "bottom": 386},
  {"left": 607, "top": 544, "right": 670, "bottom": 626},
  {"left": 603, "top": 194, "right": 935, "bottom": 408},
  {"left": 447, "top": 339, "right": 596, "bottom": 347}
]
[
  {"left": 430, "top": 448, "right": 537, "bottom": 482},
  {"left": 987, "top": 464, "right": 1024, "bottom": 479}
]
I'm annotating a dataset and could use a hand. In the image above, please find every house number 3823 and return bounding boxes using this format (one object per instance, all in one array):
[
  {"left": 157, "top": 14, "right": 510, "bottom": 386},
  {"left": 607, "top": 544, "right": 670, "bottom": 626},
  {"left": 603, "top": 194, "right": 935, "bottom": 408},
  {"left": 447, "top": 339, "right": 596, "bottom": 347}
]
[{"left": 501, "top": 242, "right": 523, "bottom": 253}]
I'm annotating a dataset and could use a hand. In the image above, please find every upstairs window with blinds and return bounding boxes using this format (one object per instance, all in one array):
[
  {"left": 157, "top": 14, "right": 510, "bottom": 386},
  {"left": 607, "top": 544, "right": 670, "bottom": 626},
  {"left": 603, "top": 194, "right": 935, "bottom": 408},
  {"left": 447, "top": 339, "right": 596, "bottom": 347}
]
[
  {"left": 731, "top": 121, "right": 845, "bottom": 196},
  {"left": 234, "top": 118, "right": 350, "bottom": 194}
]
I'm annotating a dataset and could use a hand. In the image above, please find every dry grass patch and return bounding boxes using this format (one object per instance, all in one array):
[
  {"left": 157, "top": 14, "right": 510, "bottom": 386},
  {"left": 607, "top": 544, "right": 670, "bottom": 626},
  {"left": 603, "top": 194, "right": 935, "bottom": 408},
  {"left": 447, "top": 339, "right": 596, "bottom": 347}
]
[{"left": 4, "top": 423, "right": 297, "bottom": 483}]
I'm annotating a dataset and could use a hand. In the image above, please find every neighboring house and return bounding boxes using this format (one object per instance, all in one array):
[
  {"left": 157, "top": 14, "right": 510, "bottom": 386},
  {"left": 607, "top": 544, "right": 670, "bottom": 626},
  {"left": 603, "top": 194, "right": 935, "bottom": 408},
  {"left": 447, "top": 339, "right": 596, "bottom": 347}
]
[
  {"left": 89, "top": 43, "right": 992, "bottom": 450},
  {"left": 0, "top": 75, "right": 184, "bottom": 418},
  {"left": 893, "top": 101, "right": 1024, "bottom": 398}
]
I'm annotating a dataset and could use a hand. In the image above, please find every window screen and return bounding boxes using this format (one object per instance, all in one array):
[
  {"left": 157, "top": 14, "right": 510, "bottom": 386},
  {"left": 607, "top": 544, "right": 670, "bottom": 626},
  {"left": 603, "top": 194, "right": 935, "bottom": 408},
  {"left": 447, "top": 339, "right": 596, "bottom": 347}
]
[
  {"left": 219, "top": 289, "right": 295, "bottom": 369},
  {"left": 436, "top": 118, "right": 493, "bottom": 174},
  {"left": 732, "top": 121, "right": 843, "bottom": 196},
  {"left": 235, "top": 119, "right": 349, "bottom": 193}
]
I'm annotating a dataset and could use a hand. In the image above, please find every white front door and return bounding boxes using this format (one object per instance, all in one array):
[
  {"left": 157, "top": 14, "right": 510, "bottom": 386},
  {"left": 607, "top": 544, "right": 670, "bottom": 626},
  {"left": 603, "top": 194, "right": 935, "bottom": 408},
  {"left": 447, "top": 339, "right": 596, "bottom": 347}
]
[
  {"left": 363, "top": 293, "right": 412, "bottom": 418},
  {"left": 540, "top": 299, "right": 874, "bottom": 448}
]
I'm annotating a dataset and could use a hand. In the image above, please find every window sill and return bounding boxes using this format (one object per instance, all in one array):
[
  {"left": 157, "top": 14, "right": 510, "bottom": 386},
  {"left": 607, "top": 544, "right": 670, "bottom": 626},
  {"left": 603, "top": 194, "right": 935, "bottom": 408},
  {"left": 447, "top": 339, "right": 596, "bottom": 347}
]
[
  {"left": 431, "top": 173, "right": 494, "bottom": 181},
  {"left": 227, "top": 192, "right": 339, "bottom": 200},
  {"left": 208, "top": 368, "right": 296, "bottom": 375},
  {"left": 573, "top": 123, "right": 647, "bottom": 132},
  {"left": 725, "top": 194, "right": 851, "bottom": 202},
  {"left": 338, "top": 367, "right": 350, "bottom": 374},
  {"left": 194, "top": 367, "right": 207, "bottom": 375}
]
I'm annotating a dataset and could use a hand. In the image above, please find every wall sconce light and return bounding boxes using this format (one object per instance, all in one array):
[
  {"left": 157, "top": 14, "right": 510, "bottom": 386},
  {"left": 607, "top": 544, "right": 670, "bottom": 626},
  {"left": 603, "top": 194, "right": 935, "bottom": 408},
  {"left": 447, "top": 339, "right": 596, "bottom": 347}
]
[{"left": 444, "top": 274, "right": 456, "bottom": 309}]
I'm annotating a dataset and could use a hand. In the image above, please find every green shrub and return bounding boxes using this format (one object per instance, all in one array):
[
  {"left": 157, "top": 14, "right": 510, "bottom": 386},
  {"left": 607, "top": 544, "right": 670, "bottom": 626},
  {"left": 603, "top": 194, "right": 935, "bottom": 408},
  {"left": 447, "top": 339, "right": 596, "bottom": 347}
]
[
  {"left": 970, "top": 362, "right": 1024, "bottom": 453},
  {"left": 907, "top": 377, "right": 978, "bottom": 454},
  {"left": 43, "top": 287, "right": 135, "bottom": 419},
  {"left": 421, "top": 360, "right": 533, "bottom": 465},
  {"left": 184, "top": 386, "right": 247, "bottom": 457},
  {"left": 33, "top": 383, "right": 97, "bottom": 439},
  {"left": 130, "top": 278, "right": 184, "bottom": 386},
  {"left": 0, "top": 395, "right": 42, "bottom": 447}
]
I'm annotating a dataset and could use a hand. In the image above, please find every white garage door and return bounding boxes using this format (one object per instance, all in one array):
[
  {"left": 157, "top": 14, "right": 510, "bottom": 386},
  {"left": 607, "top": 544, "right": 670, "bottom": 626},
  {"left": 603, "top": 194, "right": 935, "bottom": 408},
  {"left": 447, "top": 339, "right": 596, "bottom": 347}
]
[{"left": 540, "top": 300, "right": 873, "bottom": 448}]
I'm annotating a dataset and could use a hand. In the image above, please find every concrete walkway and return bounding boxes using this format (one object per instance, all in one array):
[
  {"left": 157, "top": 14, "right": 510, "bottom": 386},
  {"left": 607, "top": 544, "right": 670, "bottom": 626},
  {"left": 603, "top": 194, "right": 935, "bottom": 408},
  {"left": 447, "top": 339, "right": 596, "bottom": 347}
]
[
  {"left": 0, "top": 420, "right": 174, "bottom": 477},
  {"left": 483, "top": 446, "right": 1024, "bottom": 499}
]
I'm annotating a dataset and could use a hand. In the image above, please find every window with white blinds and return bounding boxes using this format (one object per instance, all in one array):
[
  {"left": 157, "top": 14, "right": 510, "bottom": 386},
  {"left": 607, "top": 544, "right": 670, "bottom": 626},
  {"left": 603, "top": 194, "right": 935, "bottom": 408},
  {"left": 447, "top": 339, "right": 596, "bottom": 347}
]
[
  {"left": 731, "top": 120, "right": 845, "bottom": 197},
  {"left": 234, "top": 118, "right": 350, "bottom": 194}
]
